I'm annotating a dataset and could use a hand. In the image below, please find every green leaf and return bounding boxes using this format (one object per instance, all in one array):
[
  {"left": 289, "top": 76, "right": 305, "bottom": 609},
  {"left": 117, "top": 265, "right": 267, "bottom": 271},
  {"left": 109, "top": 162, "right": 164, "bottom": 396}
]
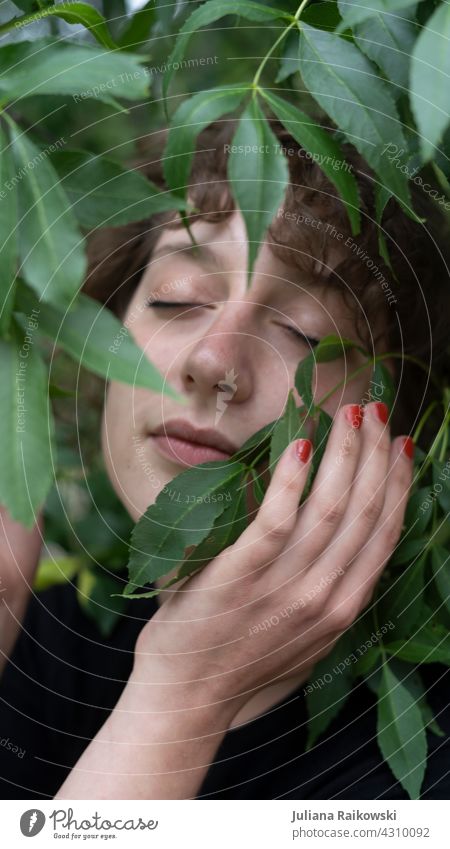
[
  {"left": 306, "top": 407, "right": 333, "bottom": 494},
  {"left": 0, "top": 125, "right": 18, "bottom": 337},
  {"left": 162, "top": 0, "right": 289, "bottom": 100},
  {"left": 378, "top": 552, "right": 426, "bottom": 636},
  {"left": 298, "top": 24, "right": 412, "bottom": 210},
  {"left": 374, "top": 183, "right": 393, "bottom": 267},
  {"left": 34, "top": 554, "right": 83, "bottom": 592},
  {"left": 11, "top": 2, "right": 118, "bottom": 50},
  {"left": 403, "top": 487, "right": 434, "bottom": 538},
  {"left": 11, "top": 1, "right": 52, "bottom": 12},
  {"left": 275, "top": 29, "right": 300, "bottom": 83},
  {"left": 228, "top": 98, "right": 289, "bottom": 280},
  {"left": 9, "top": 123, "right": 86, "bottom": 309},
  {"left": 432, "top": 458, "right": 450, "bottom": 514},
  {"left": 269, "top": 389, "right": 307, "bottom": 474},
  {"left": 431, "top": 544, "right": 450, "bottom": 617},
  {"left": 261, "top": 89, "right": 360, "bottom": 234},
  {"left": 377, "top": 659, "right": 427, "bottom": 798},
  {"left": 15, "top": 281, "right": 182, "bottom": 398},
  {"left": 176, "top": 476, "right": 248, "bottom": 578},
  {"left": 389, "top": 536, "right": 427, "bottom": 566},
  {"left": 0, "top": 319, "right": 55, "bottom": 527},
  {"left": 251, "top": 467, "right": 266, "bottom": 505},
  {"left": 337, "top": 0, "right": 422, "bottom": 30},
  {"left": 295, "top": 351, "right": 315, "bottom": 410},
  {"left": 50, "top": 149, "right": 185, "bottom": 230},
  {"left": 410, "top": 2, "right": 450, "bottom": 162},
  {"left": 163, "top": 86, "right": 248, "bottom": 199},
  {"left": 352, "top": 6, "right": 418, "bottom": 93},
  {"left": 369, "top": 360, "right": 396, "bottom": 410},
  {"left": 125, "top": 459, "right": 247, "bottom": 594},
  {"left": 386, "top": 614, "right": 450, "bottom": 665},
  {"left": 0, "top": 38, "right": 149, "bottom": 106},
  {"left": 118, "top": 0, "right": 156, "bottom": 50},
  {"left": 315, "top": 333, "right": 363, "bottom": 362},
  {"left": 305, "top": 631, "right": 355, "bottom": 749},
  {"left": 230, "top": 420, "right": 274, "bottom": 464},
  {"left": 420, "top": 695, "right": 446, "bottom": 737}
]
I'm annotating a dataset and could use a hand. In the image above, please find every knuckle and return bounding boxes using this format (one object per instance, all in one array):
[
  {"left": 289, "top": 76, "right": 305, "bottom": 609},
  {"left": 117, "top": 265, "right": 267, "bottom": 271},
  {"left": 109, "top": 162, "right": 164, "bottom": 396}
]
[
  {"left": 360, "top": 494, "right": 384, "bottom": 524},
  {"left": 330, "top": 602, "right": 359, "bottom": 632},
  {"left": 317, "top": 499, "right": 345, "bottom": 526},
  {"left": 384, "top": 519, "right": 403, "bottom": 551}
]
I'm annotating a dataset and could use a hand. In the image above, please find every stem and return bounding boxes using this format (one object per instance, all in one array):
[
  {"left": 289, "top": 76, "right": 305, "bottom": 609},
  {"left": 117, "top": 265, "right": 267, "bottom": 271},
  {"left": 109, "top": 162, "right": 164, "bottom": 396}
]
[
  {"left": 413, "top": 400, "right": 439, "bottom": 444},
  {"left": 252, "top": 0, "right": 311, "bottom": 89}
]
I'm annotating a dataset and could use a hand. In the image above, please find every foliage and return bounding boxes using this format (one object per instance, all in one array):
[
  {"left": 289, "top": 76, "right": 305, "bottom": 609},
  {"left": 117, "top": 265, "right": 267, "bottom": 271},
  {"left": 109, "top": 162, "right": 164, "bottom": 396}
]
[{"left": 0, "top": 0, "right": 449, "bottom": 798}]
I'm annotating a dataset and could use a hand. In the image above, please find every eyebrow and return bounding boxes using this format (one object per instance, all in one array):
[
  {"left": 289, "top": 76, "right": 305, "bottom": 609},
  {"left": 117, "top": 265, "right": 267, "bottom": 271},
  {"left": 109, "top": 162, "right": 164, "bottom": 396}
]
[{"left": 150, "top": 241, "right": 222, "bottom": 269}]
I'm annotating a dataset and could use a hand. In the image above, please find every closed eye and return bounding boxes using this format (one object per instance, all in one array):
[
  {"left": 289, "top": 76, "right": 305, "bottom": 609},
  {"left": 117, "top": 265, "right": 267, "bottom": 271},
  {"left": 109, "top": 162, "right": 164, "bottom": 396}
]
[
  {"left": 146, "top": 300, "right": 204, "bottom": 309},
  {"left": 282, "top": 324, "right": 320, "bottom": 347}
]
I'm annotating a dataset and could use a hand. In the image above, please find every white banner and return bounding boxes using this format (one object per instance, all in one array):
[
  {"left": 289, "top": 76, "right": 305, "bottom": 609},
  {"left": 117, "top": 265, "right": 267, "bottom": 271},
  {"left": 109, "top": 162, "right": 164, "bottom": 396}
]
[{"left": 0, "top": 799, "right": 447, "bottom": 848}]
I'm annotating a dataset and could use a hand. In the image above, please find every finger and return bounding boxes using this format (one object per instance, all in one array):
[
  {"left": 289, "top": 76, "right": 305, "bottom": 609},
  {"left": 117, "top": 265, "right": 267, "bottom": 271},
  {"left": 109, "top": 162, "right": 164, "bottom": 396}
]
[
  {"left": 323, "top": 435, "right": 415, "bottom": 630},
  {"left": 279, "top": 404, "right": 364, "bottom": 570},
  {"left": 307, "top": 400, "right": 392, "bottom": 575},
  {"left": 212, "top": 438, "right": 313, "bottom": 579}
]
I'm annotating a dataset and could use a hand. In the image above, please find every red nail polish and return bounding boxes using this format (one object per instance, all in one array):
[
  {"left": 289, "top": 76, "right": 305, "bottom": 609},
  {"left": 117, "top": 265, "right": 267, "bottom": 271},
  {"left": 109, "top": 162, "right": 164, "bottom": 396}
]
[
  {"left": 373, "top": 402, "right": 389, "bottom": 424},
  {"left": 344, "top": 404, "right": 363, "bottom": 429},
  {"left": 296, "top": 439, "right": 312, "bottom": 463},
  {"left": 401, "top": 436, "right": 414, "bottom": 460}
]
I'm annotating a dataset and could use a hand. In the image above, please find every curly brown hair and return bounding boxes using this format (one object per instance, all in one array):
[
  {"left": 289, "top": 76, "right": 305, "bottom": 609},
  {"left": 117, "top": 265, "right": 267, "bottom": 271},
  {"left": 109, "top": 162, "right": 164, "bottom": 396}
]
[{"left": 83, "top": 120, "right": 450, "bottom": 440}]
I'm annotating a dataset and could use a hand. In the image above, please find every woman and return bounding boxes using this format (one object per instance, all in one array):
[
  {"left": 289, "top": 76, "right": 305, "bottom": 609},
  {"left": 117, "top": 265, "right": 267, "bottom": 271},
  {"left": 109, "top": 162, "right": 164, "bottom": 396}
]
[{"left": 0, "top": 121, "right": 449, "bottom": 799}]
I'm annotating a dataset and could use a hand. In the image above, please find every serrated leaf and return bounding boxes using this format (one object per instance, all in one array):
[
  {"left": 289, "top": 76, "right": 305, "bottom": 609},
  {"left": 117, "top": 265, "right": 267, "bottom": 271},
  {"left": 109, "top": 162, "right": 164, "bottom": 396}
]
[
  {"left": 337, "top": 0, "right": 421, "bottom": 30},
  {"left": 389, "top": 536, "right": 427, "bottom": 566},
  {"left": 298, "top": 24, "right": 412, "bottom": 209},
  {"left": 0, "top": 125, "right": 18, "bottom": 337},
  {"left": 377, "top": 659, "right": 427, "bottom": 798},
  {"left": 230, "top": 421, "right": 274, "bottom": 464},
  {"left": 163, "top": 86, "right": 248, "bottom": 199},
  {"left": 10, "top": 124, "right": 86, "bottom": 309},
  {"left": 261, "top": 89, "right": 360, "bottom": 234},
  {"left": 50, "top": 149, "right": 185, "bottom": 230},
  {"left": 12, "top": 2, "right": 118, "bottom": 50},
  {"left": 315, "top": 333, "right": 363, "bottom": 362},
  {"left": 386, "top": 613, "right": 450, "bottom": 665},
  {"left": 410, "top": 1, "right": 450, "bottom": 161},
  {"left": 228, "top": 98, "right": 289, "bottom": 280},
  {"left": 162, "top": 0, "right": 289, "bottom": 101},
  {"left": 305, "top": 631, "right": 355, "bottom": 749},
  {"left": 0, "top": 319, "right": 55, "bottom": 526},
  {"left": 125, "top": 460, "right": 247, "bottom": 594},
  {"left": 0, "top": 38, "right": 149, "bottom": 106},
  {"left": 251, "top": 467, "right": 266, "bottom": 505},
  {"left": 352, "top": 6, "right": 418, "bottom": 93},
  {"left": 15, "top": 280, "right": 182, "bottom": 398},
  {"left": 295, "top": 351, "right": 315, "bottom": 409},
  {"left": 269, "top": 389, "right": 307, "bottom": 473}
]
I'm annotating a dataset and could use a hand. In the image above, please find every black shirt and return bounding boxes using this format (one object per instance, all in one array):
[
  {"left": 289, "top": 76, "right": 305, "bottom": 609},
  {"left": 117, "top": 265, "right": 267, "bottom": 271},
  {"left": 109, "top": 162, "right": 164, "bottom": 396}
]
[{"left": 0, "top": 584, "right": 449, "bottom": 799}]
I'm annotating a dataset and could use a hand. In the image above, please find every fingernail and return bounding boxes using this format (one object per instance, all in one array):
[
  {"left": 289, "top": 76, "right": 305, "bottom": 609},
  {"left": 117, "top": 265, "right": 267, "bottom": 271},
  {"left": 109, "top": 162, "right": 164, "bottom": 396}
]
[
  {"left": 372, "top": 402, "right": 389, "bottom": 424},
  {"left": 295, "top": 439, "right": 312, "bottom": 464},
  {"left": 401, "top": 436, "right": 414, "bottom": 460},
  {"left": 344, "top": 404, "right": 363, "bottom": 429}
]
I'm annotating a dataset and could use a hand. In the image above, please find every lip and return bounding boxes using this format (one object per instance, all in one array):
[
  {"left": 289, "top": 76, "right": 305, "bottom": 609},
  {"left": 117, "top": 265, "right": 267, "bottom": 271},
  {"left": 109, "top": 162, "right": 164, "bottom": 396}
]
[{"left": 149, "top": 419, "right": 239, "bottom": 467}]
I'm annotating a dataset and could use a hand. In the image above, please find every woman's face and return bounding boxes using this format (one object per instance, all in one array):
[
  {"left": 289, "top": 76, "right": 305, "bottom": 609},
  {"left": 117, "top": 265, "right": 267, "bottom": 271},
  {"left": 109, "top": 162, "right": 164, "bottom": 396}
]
[{"left": 102, "top": 210, "right": 381, "bottom": 521}]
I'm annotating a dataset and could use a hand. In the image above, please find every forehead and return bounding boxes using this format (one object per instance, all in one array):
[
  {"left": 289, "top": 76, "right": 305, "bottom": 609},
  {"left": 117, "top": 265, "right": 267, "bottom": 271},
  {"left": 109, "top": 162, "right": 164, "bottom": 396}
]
[{"left": 149, "top": 210, "right": 346, "bottom": 296}]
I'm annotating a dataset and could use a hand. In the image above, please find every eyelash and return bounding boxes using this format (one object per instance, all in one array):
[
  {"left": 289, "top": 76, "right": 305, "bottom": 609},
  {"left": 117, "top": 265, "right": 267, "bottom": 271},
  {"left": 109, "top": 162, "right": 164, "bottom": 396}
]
[{"left": 147, "top": 301, "right": 320, "bottom": 347}]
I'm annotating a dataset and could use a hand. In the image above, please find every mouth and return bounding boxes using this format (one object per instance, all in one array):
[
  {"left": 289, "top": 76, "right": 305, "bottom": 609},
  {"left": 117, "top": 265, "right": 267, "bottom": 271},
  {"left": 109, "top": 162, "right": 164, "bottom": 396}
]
[{"left": 149, "top": 419, "right": 239, "bottom": 468}]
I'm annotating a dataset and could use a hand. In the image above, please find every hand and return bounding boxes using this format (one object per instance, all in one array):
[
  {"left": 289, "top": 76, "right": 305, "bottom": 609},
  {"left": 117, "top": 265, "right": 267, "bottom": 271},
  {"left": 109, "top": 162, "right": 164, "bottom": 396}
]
[
  {"left": 0, "top": 506, "right": 43, "bottom": 674},
  {"left": 131, "top": 402, "right": 414, "bottom": 724}
]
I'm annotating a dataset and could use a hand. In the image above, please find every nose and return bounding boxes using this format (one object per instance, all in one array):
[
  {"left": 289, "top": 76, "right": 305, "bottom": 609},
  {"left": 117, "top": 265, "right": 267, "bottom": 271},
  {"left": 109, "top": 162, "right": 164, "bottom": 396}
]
[{"left": 181, "top": 303, "right": 255, "bottom": 403}]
